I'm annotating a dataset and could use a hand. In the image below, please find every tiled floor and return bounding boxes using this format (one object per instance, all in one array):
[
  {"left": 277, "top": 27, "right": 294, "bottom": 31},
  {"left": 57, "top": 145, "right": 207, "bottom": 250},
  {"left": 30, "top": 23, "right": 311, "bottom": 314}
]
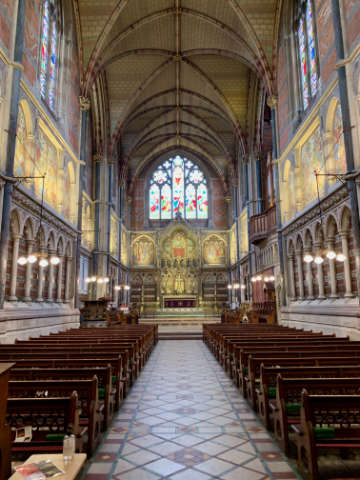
[{"left": 82, "top": 341, "right": 300, "bottom": 480}]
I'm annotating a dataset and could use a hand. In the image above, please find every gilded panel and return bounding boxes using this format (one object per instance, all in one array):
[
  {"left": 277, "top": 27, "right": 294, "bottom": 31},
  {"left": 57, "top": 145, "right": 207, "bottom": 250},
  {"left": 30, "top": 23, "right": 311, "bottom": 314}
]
[
  {"left": 203, "top": 235, "right": 226, "bottom": 265},
  {"left": 132, "top": 235, "right": 155, "bottom": 266}
]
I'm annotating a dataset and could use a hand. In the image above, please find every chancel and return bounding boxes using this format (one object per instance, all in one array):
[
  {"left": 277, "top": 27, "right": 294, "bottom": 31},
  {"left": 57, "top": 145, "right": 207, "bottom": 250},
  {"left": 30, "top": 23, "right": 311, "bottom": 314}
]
[{"left": 1, "top": 1, "right": 360, "bottom": 479}]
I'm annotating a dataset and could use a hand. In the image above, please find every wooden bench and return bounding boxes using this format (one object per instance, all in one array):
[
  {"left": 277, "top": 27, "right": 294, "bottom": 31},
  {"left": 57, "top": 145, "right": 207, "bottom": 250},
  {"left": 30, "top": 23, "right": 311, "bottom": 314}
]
[
  {"left": 10, "top": 366, "right": 113, "bottom": 429},
  {"left": 293, "top": 392, "right": 360, "bottom": 480},
  {"left": 8, "top": 378, "right": 99, "bottom": 455},
  {"left": 7, "top": 393, "right": 86, "bottom": 459},
  {"left": 257, "top": 364, "right": 360, "bottom": 430},
  {"left": 273, "top": 376, "right": 360, "bottom": 456},
  {"left": 244, "top": 352, "right": 360, "bottom": 406}
]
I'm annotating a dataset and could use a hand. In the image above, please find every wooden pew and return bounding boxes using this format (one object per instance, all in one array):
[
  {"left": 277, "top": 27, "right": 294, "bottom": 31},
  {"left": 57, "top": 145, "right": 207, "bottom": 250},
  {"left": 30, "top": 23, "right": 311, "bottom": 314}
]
[
  {"left": 3, "top": 357, "right": 124, "bottom": 411},
  {"left": 8, "top": 378, "right": 99, "bottom": 455},
  {"left": 7, "top": 393, "right": 86, "bottom": 456},
  {"left": 273, "top": 376, "right": 360, "bottom": 455},
  {"left": 258, "top": 364, "right": 360, "bottom": 429},
  {"left": 293, "top": 392, "right": 360, "bottom": 480},
  {"left": 244, "top": 351, "right": 360, "bottom": 405},
  {"left": 0, "top": 363, "right": 14, "bottom": 480},
  {"left": 10, "top": 366, "right": 113, "bottom": 429}
]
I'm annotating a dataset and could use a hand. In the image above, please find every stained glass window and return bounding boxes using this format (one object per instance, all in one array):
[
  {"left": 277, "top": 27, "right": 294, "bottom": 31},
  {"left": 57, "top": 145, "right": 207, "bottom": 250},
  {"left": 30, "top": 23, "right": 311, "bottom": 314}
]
[
  {"left": 296, "top": 0, "right": 318, "bottom": 110},
  {"left": 149, "top": 155, "right": 208, "bottom": 220},
  {"left": 40, "top": 0, "right": 59, "bottom": 111}
]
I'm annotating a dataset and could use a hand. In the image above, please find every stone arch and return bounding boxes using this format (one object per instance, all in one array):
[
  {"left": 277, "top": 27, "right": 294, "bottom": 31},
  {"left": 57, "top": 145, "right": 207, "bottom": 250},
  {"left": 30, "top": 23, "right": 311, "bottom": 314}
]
[
  {"left": 287, "top": 238, "right": 295, "bottom": 256},
  {"left": 10, "top": 209, "right": 21, "bottom": 237},
  {"left": 304, "top": 229, "right": 313, "bottom": 250},
  {"left": 65, "top": 241, "right": 72, "bottom": 257},
  {"left": 325, "top": 214, "right": 338, "bottom": 240},
  {"left": 57, "top": 236, "right": 65, "bottom": 255},
  {"left": 23, "top": 217, "right": 35, "bottom": 241},
  {"left": 340, "top": 205, "right": 351, "bottom": 234},
  {"left": 314, "top": 222, "right": 325, "bottom": 246},
  {"left": 47, "top": 231, "right": 56, "bottom": 252},
  {"left": 295, "top": 234, "right": 303, "bottom": 252}
]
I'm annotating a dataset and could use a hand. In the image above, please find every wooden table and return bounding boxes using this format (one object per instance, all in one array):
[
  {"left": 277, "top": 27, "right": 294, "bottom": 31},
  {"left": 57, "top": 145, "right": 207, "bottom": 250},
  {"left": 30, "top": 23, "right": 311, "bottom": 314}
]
[{"left": 10, "top": 454, "right": 87, "bottom": 480}]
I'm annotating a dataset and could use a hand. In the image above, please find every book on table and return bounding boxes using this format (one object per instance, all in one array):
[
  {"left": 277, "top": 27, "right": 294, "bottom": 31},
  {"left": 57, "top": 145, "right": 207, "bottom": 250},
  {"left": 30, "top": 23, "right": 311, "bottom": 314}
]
[{"left": 15, "top": 460, "right": 65, "bottom": 479}]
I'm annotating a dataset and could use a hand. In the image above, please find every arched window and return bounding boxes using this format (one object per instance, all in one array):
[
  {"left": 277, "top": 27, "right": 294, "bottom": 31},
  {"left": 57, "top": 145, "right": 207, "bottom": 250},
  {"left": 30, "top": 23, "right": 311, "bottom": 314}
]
[
  {"left": 40, "top": 0, "right": 60, "bottom": 111},
  {"left": 149, "top": 155, "right": 208, "bottom": 220},
  {"left": 296, "top": 0, "right": 318, "bottom": 110}
]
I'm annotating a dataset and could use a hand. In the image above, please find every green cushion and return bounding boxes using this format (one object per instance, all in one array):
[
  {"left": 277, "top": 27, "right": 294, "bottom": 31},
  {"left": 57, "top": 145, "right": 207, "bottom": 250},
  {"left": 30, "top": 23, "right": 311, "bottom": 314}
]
[
  {"left": 244, "top": 367, "right": 248, "bottom": 375},
  {"left": 112, "top": 375, "right": 117, "bottom": 385},
  {"left": 285, "top": 403, "right": 300, "bottom": 414},
  {"left": 268, "top": 386, "right": 277, "bottom": 399},
  {"left": 314, "top": 426, "right": 335, "bottom": 440},
  {"left": 46, "top": 433, "right": 65, "bottom": 442},
  {"left": 98, "top": 387, "right": 105, "bottom": 400}
]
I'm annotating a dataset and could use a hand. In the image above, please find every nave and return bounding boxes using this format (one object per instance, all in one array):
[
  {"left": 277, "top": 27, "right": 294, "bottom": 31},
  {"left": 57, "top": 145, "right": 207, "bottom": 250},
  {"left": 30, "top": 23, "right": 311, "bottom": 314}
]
[{"left": 83, "top": 341, "right": 296, "bottom": 480}]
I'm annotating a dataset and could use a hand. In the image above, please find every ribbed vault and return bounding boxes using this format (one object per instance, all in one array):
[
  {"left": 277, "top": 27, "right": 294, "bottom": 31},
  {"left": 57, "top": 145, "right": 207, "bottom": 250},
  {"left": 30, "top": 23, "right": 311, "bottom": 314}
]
[{"left": 74, "top": 0, "right": 280, "bottom": 190}]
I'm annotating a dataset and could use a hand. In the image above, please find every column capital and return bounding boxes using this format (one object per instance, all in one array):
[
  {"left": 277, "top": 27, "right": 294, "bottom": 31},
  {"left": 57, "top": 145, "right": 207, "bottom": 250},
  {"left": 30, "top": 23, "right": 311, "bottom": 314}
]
[
  {"left": 267, "top": 96, "right": 278, "bottom": 110},
  {"left": 79, "top": 96, "right": 91, "bottom": 111}
]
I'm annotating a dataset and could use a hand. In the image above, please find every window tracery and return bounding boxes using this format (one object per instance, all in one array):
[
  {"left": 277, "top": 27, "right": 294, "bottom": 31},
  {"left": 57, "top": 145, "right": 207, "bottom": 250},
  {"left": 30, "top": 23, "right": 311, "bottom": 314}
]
[
  {"left": 149, "top": 155, "right": 208, "bottom": 220},
  {"left": 296, "top": 0, "right": 318, "bottom": 110},
  {"left": 40, "top": 0, "right": 60, "bottom": 111}
]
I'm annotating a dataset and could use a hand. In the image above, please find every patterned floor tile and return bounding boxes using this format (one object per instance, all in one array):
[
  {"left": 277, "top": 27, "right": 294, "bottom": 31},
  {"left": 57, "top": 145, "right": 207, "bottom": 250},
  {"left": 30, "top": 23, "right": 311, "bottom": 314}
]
[{"left": 80, "top": 341, "right": 299, "bottom": 480}]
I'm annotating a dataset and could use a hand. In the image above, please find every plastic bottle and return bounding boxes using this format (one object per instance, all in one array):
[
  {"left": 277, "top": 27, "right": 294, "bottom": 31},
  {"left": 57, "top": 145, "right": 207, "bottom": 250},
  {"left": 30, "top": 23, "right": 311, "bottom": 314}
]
[
  {"left": 69, "top": 434, "right": 76, "bottom": 460},
  {"left": 63, "top": 435, "right": 71, "bottom": 465}
]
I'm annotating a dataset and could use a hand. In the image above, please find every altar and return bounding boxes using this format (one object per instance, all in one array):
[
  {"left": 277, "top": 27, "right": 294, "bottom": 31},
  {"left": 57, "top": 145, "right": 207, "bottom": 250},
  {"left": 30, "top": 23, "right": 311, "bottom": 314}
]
[{"left": 163, "top": 295, "right": 197, "bottom": 308}]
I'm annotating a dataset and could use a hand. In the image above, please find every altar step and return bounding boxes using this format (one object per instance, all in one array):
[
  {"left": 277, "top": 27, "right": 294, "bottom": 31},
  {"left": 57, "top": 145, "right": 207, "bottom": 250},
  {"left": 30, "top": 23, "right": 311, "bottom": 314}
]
[{"left": 158, "top": 332, "right": 203, "bottom": 340}]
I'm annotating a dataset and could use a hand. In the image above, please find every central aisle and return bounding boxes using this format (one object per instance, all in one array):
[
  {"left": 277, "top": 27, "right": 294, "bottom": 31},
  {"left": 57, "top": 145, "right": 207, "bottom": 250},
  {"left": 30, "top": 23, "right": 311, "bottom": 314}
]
[{"left": 83, "top": 341, "right": 299, "bottom": 480}]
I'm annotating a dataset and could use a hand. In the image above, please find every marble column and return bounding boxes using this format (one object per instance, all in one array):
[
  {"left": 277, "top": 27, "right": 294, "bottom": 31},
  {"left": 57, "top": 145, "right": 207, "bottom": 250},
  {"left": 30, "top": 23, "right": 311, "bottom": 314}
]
[
  {"left": 314, "top": 243, "right": 326, "bottom": 299},
  {"left": 47, "top": 251, "right": 55, "bottom": 302},
  {"left": 56, "top": 256, "right": 64, "bottom": 303},
  {"left": 287, "top": 254, "right": 296, "bottom": 300},
  {"left": 296, "top": 249, "right": 304, "bottom": 300},
  {"left": 328, "top": 238, "right": 338, "bottom": 298},
  {"left": 24, "top": 240, "right": 34, "bottom": 302},
  {"left": 64, "top": 256, "right": 72, "bottom": 302},
  {"left": 8, "top": 234, "right": 21, "bottom": 301},
  {"left": 340, "top": 232, "right": 353, "bottom": 297},
  {"left": 304, "top": 250, "right": 314, "bottom": 299},
  {"left": 36, "top": 250, "right": 46, "bottom": 302}
]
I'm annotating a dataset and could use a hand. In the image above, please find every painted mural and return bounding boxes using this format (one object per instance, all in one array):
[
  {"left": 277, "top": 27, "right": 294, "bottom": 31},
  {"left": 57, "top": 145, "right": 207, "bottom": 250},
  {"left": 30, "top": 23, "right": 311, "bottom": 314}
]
[
  {"left": 203, "top": 235, "right": 226, "bottom": 265},
  {"left": 132, "top": 236, "right": 155, "bottom": 266},
  {"left": 301, "top": 124, "right": 325, "bottom": 202},
  {"left": 240, "top": 210, "right": 248, "bottom": 257},
  {"left": 121, "top": 229, "right": 128, "bottom": 266},
  {"left": 110, "top": 214, "right": 119, "bottom": 258},
  {"left": 333, "top": 102, "right": 346, "bottom": 175},
  {"left": 230, "top": 224, "right": 237, "bottom": 265}
]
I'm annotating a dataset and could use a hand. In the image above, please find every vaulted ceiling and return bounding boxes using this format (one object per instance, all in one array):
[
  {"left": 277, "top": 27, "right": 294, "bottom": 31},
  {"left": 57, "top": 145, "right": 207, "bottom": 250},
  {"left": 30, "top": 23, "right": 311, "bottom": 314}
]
[{"left": 74, "top": 0, "right": 281, "bottom": 184}]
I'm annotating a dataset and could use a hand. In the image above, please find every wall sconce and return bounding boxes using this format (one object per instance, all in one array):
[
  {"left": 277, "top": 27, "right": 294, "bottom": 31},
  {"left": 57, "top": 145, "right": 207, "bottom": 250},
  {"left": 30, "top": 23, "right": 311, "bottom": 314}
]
[
  {"left": 85, "top": 276, "right": 109, "bottom": 284},
  {"left": 114, "top": 284, "right": 130, "bottom": 291}
]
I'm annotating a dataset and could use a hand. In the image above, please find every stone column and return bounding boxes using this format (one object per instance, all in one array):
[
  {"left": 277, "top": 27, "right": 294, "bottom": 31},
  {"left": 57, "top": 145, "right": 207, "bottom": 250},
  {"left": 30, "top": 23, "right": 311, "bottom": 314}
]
[
  {"left": 64, "top": 256, "right": 73, "bottom": 302},
  {"left": 296, "top": 249, "right": 304, "bottom": 300},
  {"left": 8, "top": 234, "right": 21, "bottom": 301},
  {"left": 340, "top": 232, "right": 353, "bottom": 297},
  {"left": 328, "top": 238, "right": 338, "bottom": 298},
  {"left": 24, "top": 240, "right": 34, "bottom": 302},
  {"left": 314, "top": 243, "right": 326, "bottom": 299},
  {"left": 47, "top": 251, "right": 55, "bottom": 302},
  {"left": 287, "top": 254, "right": 296, "bottom": 300},
  {"left": 36, "top": 250, "right": 46, "bottom": 302},
  {"left": 56, "top": 256, "right": 64, "bottom": 303},
  {"left": 304, "top": 250, "right": 314, "bottom": 299}
]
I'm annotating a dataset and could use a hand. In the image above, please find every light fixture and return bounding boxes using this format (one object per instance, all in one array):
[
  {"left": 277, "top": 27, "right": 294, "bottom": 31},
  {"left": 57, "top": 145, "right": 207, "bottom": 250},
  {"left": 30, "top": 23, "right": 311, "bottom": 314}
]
[
  {"left": 39, "top": 258, "right": 49, "bottom": 267},
  {"left": 124, "top": 285, "right": 130, "bottom": 290},
  {"left": 314, "top": 255, "right": 324, "bottom": 264},
  {"left": 17, "top": 256, "right": 27, "bottom": 266},
  {"left": 103, "top": 277, "right": 110, "bottom": 283},
  {"left": 240, "top": 284, "right": 246, "bottom": 289},
  {"left": 304, "top": 254, "right": 314, "bottom": 263},
  {"left": 227, "top": 284, "right": 232, "bottom": 290},
  {"left": 256, "top": 275, "right": 262, "bottom": 281},
  {"left": 326, "top": 250, "right": 336, "bottom": 260},
  {"left": 114, "top": 285, "right": 121, "bottom": 291},
  {"left": 251, "top": 276, "right": 256, "bottom": 282},
  {"left": 269, "top": 275, "right": 275, "bottom": 282},
  {"left": 27, "top": 254, "right": 37, "bottom": 264},
  {"left": 50, "top": 256, "right": 60, "bottom": 265},
  {"left": 97, "top": 278, "right": 104, "bottom": 284},
  {"left": 233, "top": 283, "right": 240, "bottom": 289},
  {"left": 336, "top": 253, "right": 346, "bottom": 262}
]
